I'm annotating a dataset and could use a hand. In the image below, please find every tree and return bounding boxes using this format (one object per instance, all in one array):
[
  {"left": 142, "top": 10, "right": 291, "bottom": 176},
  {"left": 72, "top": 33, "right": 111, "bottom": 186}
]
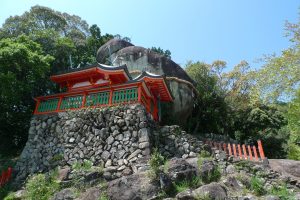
[
  {"left": 0, "top": 35, "right": 53, "bottom": 153},
  {"left": 185, "top": 61, "right": 229, "bottom": 135},
  {"left": 150, "top": 47, "right": 171, "bottom": 59},
  {"left": 287, "top": 89, "right": 300, "bottom": 160},
  {"left": 253, "top": 14, "right": 300, "bottom": 102}
]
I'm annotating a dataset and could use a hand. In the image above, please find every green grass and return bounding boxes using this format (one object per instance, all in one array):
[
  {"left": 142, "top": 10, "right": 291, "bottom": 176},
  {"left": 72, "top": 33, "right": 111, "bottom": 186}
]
[
  {"left": 72, "top": 160, "right": 93, "bottom": 171},
  {"left": 24, "top": 171, "right": 60, "bottom": 200},
  {"left": 250, "top": 176, "right": 266, "bottom": 196},
  {"left": 173, "top": 176, "right": 202, "bottom": 193},
  {"left": 197, "top": 154, "right": 221, "bottom": 184},
  {"left": 148, "top": 148, "right": 165, "bottom": 180},
  {"left": 269, "top": 184, "right": 295, "bottom": 200},
  {"left": 98, "top": 192, "right": 109, "bottom": 200}
]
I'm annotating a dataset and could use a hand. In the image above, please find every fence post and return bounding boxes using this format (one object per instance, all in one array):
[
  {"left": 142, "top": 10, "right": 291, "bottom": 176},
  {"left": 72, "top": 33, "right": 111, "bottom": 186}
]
[
  {"left": 242, "top": 144, "right": 248, "bottom": 160},
  {"left": 248, "top": 145, "right": 253, "bottom": 160},
  {"left": 223, "top": 143, "right": 227, "bottom": 154},
  {"left": 228, "top": 143, "right": 232, "bottom": 156},
  {"left": 233, "top": 144, "right": 237, "bottom": 158},
  {"left": 238, "top": 144, "right": 242, "bottom": 159},
  {"left": 253, "top": 146, "right": 259, "bottom": 161},
  {"left": 257, "top": 140, "right": 265, "bottom": 160}
]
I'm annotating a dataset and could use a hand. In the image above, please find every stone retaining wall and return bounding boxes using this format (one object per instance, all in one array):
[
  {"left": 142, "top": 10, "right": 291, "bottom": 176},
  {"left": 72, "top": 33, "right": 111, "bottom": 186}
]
[{"left": 15, "top": 104, "right": 153, "bottom": 181}]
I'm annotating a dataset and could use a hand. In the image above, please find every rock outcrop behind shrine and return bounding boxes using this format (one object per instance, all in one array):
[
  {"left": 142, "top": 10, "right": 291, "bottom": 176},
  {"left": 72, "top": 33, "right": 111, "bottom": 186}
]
[{"left": 96, "top": 39, "right": 196, "bottom": 125}]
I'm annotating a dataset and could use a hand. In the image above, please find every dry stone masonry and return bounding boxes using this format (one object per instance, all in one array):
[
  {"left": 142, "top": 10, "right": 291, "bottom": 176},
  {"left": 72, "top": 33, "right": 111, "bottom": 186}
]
[
  {"left": 15, "top": 104, "right": 153, "bottom": 181},
  {"left": 14, "top": 103, "right": 206, "bottom": 183}
]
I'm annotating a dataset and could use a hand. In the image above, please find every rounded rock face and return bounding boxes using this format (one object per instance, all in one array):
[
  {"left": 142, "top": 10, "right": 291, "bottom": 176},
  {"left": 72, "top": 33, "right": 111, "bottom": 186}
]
[
  {"left": 96, "top": 39, "right": 196, "bottom": 125},
  {"left": 96, "top": 39, "right": 134, "bottom": 64}
]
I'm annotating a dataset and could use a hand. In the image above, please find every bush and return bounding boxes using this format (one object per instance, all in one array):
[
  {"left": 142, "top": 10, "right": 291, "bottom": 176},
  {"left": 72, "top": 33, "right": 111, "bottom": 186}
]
[
  {"left": 25, "top": 171, "right": 60, "bottom": 200},
  {"left": 148, "top": 148, "right": 165, "bottom": 179},
  {"left": 250, "top": 176, "right": 265, "bottom": 196},
  {"left": 288, "top": 143, "right": 300, "bottom": 160}
]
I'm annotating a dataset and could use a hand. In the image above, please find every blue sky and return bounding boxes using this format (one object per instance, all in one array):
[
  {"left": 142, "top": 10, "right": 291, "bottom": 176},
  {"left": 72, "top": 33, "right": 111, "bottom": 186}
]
[{"left": 1, "top": 0, "right": 299, "bottom": 69}]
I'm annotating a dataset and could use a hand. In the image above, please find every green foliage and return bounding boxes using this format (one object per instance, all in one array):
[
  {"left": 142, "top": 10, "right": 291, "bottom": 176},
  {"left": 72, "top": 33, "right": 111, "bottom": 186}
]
[
  {"left": 269, "top": 184, "right": 295, "bottom": 200},
  {"left": 0, "top": 35, "right": 53, "bottom": 153},
  {"left": 150, "top": 47, "right": 171, "bottom": 59},
  {"left": 287, "top": 89, "right": 300, "bottom": 160},
  {"left": 197, "top": 156, "right": 221, "bottom": 184},
  {"left": 25, "top": 171, "right": 60, "bottom": 200},
  {"left": 185, "top": 61, "right": 229, "bottom": 135},
  {"left": 3, "top": 192, "right": 17, "bottom": 200},
  {"left": 250, "top": 176, "right": 265, "bottom": 196},
  {"left": 194, "top": 193, "right": 211, "bottom": 200},
  {"left": 199, "top": 150, "right": 211, "bottom": 158},
  {"left": 173, "top": 176, "right": 202, "bottom": 193},
  {"left": 252, "top": 16, "right": 300, "bottom": 102},
  {"left": 148, "top": 148, "right": 165, "bottom": 179},
  {"left": 72, "top": 160, "right": 93, "bottom": 171},
  {"left": 98, "top": 192, "right": 109, "bottom": 200}
]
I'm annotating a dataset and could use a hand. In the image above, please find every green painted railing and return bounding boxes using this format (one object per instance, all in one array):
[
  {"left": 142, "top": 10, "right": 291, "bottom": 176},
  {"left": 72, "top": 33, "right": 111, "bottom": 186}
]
[
  {"left": 37, "top": 98, "right": 59, "bottom": 113},
  {"left": 85, "top": 91, "right": 109, "bottom": 106},
  {"left": 36, "top": 87, "right": 139, "bottom": 114},
  {"left": 112, "top": 88, "right": 138, "bottom": 104},
  {"left": 60, "top": 95, "right": 83, "bottom": 110}
]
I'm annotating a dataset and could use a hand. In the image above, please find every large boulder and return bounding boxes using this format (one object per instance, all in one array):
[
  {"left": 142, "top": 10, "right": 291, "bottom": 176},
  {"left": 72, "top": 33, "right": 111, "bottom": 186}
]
[
  {"left": 96, "top": 39, "right": 196, "bottom": 125},
  {"left": 106, "top": 171, "right": 160, "bottom": 200},
  {"left": 165, "top": 158, "right": 197, "bottom": 182},
  {"left": 193, "top": 182, "right": 227, "bottom": 200},
  {"left": 96, "top": 39, "right": 134, "bottom": 63}
]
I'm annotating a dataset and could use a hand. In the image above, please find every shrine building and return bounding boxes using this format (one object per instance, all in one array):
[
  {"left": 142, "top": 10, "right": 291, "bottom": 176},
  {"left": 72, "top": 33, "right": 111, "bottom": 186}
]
[{"left": 33, "top": 63, "right": 173, "bottom": 121}]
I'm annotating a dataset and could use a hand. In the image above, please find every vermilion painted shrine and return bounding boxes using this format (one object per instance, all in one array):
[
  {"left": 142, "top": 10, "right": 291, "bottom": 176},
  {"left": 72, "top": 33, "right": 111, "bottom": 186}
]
[{"left": 33, "top": 63, "right": 173, "bottom": 121}]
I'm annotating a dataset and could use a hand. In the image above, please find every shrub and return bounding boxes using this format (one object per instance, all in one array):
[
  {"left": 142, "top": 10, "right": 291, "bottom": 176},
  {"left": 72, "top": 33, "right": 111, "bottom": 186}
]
[
  {"left": 148, "top": 148, "right": 165, "bottom": 179},
  {"left": 203, "top": 166, "right": 221, "bottom": 184},
  {"left": 250, "top": 176, "right": 265, "bottom": 196},
  {"left": 25, "top": 172, "right": 60, "bottom": 200},
  {"left": 199, "top": 150, "right": 211, "bottom": 158}
]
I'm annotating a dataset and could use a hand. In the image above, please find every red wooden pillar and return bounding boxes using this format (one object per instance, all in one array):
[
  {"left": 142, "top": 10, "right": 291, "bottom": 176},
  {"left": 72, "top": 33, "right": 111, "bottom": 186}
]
[
  {"left": 6, "top": 167, "right": 12, "bottom": 182},
  {"left": 56, "top": 96, "right": 63, "bottom": 111},
  {"left": 138, "top": 85, "right": 142, "bottom": 103},
  {"left": 82, "top": 92, "right": 87, "bottom": 108},
  {"left": 238, "top": 144, "right": 242, "bottom": 159},
  {"left": 242, "top": 144, "right": 248, "bottom": 160},
  {"left": 253, "top": 146, "right": 259, "bottom": 161},
  {"left": 228, "top": 143, "right": 232, "bottom": 156},
  {"left": 257, "top": 140, "right": 265, "bottom": 160},
  {"left": 109, "top": 89, "right": 113, "bottom": 105},
  {"left": 33, "top": 99, "right": 41, "bottom": 114},
  {"left": 248, "top": 145, "right": 253, "bottom": 160}
]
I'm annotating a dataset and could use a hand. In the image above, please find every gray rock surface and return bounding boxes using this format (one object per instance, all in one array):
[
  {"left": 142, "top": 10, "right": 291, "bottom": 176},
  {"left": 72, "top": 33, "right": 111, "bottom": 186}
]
[
  {"left": 107, "top": 171, "right": 160, "bottom": 200},
  {"left": 269, "top": 159, "right": 300, "bottom": 180},
  {"left": 193, "top": 182, "right": 227, "bottom": 200},
  {"left": 52, "top": 188, "right": 76, "bottom": 200}
]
